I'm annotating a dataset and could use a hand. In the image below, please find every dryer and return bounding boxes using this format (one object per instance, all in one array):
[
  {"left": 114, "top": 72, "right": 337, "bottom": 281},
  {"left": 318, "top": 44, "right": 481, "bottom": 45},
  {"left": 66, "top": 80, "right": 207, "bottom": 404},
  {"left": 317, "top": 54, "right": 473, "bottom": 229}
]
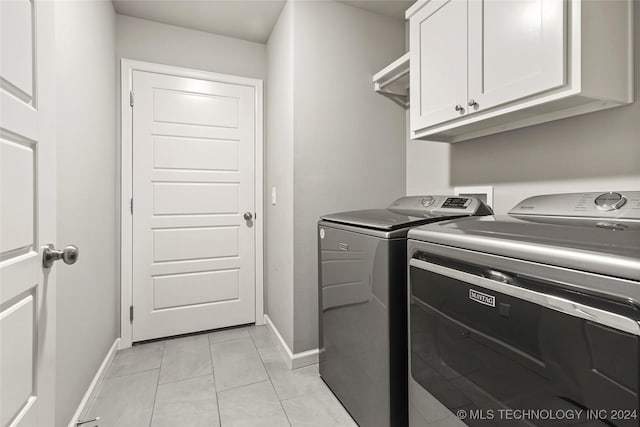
[{"left": 407, "top": 192, "right": 640, "bottom": 427}]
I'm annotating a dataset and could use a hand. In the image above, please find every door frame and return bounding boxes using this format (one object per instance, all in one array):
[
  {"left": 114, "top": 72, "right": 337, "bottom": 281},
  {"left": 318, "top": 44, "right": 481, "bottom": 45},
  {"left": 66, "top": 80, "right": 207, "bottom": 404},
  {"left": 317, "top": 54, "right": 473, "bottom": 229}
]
[{"left": 119, "top": 59, "right": 264, "bottom": 349}]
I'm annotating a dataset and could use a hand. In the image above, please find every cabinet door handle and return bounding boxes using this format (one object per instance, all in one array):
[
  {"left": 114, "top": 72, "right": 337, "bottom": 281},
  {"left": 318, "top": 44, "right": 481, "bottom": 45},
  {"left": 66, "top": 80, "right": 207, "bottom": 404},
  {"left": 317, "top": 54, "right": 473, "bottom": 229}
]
[
  {"left": 468, "top": 99, "right": 478, "bottom": 108},
  {"left": 454, "top": 104, "right": 464, "bottom": 113}
]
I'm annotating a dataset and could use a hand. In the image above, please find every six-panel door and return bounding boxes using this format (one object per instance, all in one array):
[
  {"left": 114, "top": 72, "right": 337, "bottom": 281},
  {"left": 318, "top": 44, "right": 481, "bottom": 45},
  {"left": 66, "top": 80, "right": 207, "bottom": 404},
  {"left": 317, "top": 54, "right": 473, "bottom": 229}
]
[
  {"left": 131, "top": 71, "right": 256, "bottom": 342},
  {"left": 0, "top": 0, "right": 56, "bottom": 425}
]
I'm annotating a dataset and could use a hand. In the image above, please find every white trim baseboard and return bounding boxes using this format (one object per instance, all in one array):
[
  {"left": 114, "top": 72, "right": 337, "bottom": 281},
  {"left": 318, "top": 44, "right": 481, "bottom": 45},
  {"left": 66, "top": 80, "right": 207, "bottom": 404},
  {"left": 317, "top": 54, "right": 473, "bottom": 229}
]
[
  {"left": 264, "top": 315, "right": 319, "bottom": 370},
  {"left": 67, "top": 338, "right": 120, "bottom": 427},
  {"left": 291, "top": 347, "right": 320, "bottom": 370}
]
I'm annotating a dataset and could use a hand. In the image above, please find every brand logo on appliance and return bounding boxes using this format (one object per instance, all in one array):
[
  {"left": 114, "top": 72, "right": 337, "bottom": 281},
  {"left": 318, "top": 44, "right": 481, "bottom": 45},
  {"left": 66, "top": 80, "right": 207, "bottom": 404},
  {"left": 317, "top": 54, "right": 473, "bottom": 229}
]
[{"left": 469, "top": 289, "right": 496, "bottom": 307}]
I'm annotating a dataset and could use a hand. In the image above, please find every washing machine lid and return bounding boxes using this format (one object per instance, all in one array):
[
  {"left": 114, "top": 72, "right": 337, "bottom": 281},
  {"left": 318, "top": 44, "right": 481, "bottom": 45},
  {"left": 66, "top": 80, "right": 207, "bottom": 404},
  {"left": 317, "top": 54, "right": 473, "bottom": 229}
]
[
  {"left": 321, "top": 195, "right": 493, "bottom": 231},
  {"left": 321, "top": 209, "right": 437, "bottom": 230},
  {"left": 409, "top": 192, "right": 640, "bottom": 281}
]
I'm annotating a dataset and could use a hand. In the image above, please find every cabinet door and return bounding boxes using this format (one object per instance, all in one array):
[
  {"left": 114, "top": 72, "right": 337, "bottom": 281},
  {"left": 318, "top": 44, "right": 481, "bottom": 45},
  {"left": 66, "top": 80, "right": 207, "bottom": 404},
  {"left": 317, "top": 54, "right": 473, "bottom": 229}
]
[
  {"left": 410, "top": 0, "right": 468, "bottom": 132},
  {"left": 468, "top": 0, "right": 566, "bottom": 112}
]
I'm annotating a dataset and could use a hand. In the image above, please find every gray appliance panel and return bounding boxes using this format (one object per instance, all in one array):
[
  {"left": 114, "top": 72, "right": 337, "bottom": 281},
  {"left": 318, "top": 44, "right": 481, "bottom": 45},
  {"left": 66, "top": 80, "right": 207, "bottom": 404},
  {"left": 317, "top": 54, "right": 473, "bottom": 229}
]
[
  {"left": 407, "top": 248, "right": 640, "bottom": 427},
  {"left": 409, "top": 215, "right": 640, "bottom": 282},
  {"left": 321, "top": 209, "right": 436, "bottom": 231},
  {"left": 319, "top": 224, "right": 407, "bottom": 427},
  {"left": 320, "top": 195, "right": 493, "bottom": 231},
  {"left": 407, "top": 240, "right": 640, "bottom": 305},
  {"left": 509, "top": 191, "right": 640, "bottom": 219},
  {"left": 319, "top": 219, "right": 412, "bottom": 239}
]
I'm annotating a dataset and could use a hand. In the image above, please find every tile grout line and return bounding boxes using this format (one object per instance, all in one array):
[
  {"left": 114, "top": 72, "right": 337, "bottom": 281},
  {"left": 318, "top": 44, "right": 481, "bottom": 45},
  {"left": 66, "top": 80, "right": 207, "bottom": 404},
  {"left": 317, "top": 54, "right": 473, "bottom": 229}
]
[
  {"left": 254, "top": 334, "right": 293, "bottom": 426},
  {"left": 271, "top": 382, "right": 294, "bottom": 427},
  {"left": 156, "top": 371, "right": 214, "bottom": 387},
  {"left": 108, "top": 366, "right": 161, "bottom": 380},
  {"left": 208, "top": 333, "right": 223, "bottom": 427},
  {"left": 254, "top": 324, "right": 283, "bottom": 350},
  {"left": 247, "top": 329, "right": 349, "bottom": 425},
  {"left": 147, "top": 342, "right": 165, "bottom": 427},
  {"left": 248, "top": 326, "right": 273, "bottom": 350},
  {"left": 209, "top": 327, "right": 252, "bottom": 346},
  {"left": 217, "top": 378, "right": 275, "bottom": 394},
  {"left": 247, "top": 327, "right": 258, "bottom": 348}
]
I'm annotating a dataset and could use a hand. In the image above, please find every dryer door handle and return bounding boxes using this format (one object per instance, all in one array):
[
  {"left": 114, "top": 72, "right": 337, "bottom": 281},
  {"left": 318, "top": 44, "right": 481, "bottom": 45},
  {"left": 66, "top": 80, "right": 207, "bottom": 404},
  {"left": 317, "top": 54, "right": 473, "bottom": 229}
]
[{"left": 409, "top": 258, "right": 640, "bottom": 336}]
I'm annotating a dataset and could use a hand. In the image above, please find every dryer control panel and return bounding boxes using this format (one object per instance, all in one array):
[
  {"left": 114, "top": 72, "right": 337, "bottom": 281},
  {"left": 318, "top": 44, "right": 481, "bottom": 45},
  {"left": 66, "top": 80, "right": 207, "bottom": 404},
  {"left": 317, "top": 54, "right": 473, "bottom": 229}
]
[{"left": 509, "top": 191, "right": 640, "bottom": 220}]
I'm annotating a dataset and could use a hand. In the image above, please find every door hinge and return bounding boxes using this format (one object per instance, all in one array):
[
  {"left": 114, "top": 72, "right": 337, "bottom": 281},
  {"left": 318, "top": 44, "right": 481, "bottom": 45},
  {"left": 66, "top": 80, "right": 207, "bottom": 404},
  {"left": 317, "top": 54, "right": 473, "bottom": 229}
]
[
  {"left": 129, "top": 90, "right": 134, "bottom": 107},
  {"left": 130, "top": 198, "right": 133, "bottom": 215},
  {"left": 129, "top": 305, "right": 134, "bottom": 322}
]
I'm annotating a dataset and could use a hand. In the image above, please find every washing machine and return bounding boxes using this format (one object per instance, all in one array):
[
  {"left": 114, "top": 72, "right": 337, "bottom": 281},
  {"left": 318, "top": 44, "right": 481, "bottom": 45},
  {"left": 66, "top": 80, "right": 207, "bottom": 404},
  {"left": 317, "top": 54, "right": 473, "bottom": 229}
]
[
  {"left": 407, "top": 191, "right": 640, "bottom": 426},
  {"left": 318, "top": 195, "right": 493, "bottom": 427}
]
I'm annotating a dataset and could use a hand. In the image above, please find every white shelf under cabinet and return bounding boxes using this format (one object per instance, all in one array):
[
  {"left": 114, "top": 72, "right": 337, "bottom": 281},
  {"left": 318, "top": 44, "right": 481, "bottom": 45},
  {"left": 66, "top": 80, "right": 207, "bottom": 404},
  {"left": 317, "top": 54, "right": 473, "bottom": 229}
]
[{"left": 373, "top": 52, "right": 410, "bottom": 108}]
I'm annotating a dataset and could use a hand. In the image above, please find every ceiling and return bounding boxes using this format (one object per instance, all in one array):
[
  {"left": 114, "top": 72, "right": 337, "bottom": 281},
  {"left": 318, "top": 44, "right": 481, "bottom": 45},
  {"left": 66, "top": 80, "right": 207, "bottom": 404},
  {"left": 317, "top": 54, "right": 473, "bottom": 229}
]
[
  {"left": 112, "top": 0, "right": 414, "bottom": 44},
  {"left": 337, "top": 1, "right": 415, "bottom": 20},
  {"left": 112, "top": 1, "right": 287, "bottom": 44}
]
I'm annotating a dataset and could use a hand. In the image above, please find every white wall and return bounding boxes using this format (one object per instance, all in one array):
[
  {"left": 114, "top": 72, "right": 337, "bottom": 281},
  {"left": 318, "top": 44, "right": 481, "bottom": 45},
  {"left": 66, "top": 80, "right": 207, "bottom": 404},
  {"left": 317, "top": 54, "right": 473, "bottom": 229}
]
[
  {"left": 264, "top": 1, "right": 406, "bottom": 354},
  {"left": 406, "top": 6, "right": 640, "bottom": 213},
  {"left": 54, "top": 1, "right": 117, "bottom": 425},
  {"left": 265, "top": 1, "right": 295, "bottom": 350},
  {"left": 405, "top": 114, "right": 450, "bottom": 196},
  {"left": 115, "top": 14, "right": 267, "bottom": 79},
  {"left": 291, "top": 1, "right": 406, "bottom": 353}
]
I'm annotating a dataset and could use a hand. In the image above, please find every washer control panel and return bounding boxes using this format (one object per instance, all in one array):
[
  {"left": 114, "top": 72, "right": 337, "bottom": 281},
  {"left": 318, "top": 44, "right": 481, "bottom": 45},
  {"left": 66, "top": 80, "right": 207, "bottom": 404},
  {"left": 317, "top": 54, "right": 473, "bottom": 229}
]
[
  {"left": 441, "top": 197, "right": 472, "bottom": 209},
  {"left": 389, "top": 195, "right": 493, "bottom": 216},
  {"left": 510, "top": 191, "right": 640, "bottom": 220}
]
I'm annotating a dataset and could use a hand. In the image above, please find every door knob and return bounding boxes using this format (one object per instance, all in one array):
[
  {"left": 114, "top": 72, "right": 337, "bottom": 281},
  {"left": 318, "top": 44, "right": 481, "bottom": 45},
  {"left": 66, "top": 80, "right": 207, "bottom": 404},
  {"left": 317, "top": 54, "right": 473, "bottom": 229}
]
[
  {"left": 468, "top": 99, "right": 479, "bottom": 108},
  {"left": 454, "top": 104, "right": 464, "bottom": 113},
  {"left": 243, "top": 212, "right": 253, "bottom": 221},
  {"left": 43, "top": 244, "right": 79, "bottom": 268}
]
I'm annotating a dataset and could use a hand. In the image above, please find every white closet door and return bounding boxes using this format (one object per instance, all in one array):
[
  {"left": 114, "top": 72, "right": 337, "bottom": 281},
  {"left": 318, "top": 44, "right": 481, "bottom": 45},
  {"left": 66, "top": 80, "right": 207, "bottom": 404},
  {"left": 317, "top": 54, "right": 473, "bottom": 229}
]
[
  {"left": 0, "top": 1, "right": 56, "bottom": 426},
  {"left": 131, "top": 71, "right": 256, "bottom": 342},
  {"left": 468, "top": 0, "right": 566, "bottom": 111}
]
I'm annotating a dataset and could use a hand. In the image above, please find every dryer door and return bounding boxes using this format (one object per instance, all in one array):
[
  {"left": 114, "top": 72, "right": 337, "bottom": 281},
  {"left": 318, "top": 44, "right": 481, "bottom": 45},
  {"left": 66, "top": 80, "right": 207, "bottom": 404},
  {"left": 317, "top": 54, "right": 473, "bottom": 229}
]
[{"left": 408, "top": 255, "right": 640, "bottom": 427}]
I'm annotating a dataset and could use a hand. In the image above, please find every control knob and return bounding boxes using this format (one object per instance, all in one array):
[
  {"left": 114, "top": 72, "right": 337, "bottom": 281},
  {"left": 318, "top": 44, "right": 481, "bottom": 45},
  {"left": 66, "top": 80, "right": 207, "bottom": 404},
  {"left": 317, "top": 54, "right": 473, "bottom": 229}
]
[
  {"left": 594, "top": 192, "right": 627, "bottom": 211},
  {"left": 421, "top": 196, "right": 435, "bottom": 207}
]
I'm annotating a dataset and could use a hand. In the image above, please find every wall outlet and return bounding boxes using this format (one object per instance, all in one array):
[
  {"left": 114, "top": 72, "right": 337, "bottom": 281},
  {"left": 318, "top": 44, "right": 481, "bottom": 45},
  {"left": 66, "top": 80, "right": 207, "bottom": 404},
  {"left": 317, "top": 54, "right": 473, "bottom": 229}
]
[
  {"left": 271, "top": 186, "right": 277, "bottom": 205},
  {"left": 454, "top": 186, "right": 494, "bottom": 209}
]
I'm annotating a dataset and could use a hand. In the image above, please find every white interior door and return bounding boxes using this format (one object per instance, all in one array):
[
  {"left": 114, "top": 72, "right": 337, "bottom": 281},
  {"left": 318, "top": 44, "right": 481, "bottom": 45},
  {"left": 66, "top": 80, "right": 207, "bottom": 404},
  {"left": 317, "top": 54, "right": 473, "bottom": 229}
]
[
  {"left": 131, "top": 70, "right": 256, "bottom": 342},
  {"left": 1, "top": 1, "right": 56, "bottom": 426},
  {"left": 468, "top": 0, "right": 566, "bottom": 111}
]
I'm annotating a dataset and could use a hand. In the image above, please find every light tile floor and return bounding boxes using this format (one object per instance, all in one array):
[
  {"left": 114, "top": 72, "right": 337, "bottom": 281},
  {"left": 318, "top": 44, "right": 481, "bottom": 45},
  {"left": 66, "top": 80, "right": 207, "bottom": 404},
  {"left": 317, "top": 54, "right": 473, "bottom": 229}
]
[{"left": 81, "top": 325, "right": 357, "bottom": 427}]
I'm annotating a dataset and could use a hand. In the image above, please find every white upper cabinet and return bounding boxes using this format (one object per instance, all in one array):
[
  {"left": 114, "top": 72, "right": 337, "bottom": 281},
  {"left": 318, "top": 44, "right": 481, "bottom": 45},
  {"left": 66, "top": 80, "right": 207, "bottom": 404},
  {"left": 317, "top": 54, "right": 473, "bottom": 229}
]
[
  {"left": 410, "top": 0, "right": 468, "bottom": 129},
  {"left": 407, "top": 0, "right": 634, "bottom": 143},
  {"left": 468, "top": 0, "right": 566, "bottom": 111}
]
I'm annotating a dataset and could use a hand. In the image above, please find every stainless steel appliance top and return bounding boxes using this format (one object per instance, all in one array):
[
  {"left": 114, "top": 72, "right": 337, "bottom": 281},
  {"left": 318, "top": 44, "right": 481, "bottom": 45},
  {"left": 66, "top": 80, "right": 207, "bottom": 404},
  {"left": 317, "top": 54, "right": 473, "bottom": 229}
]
[
  {"left": 320, "top": 195, "right": 493, "bottom": 231},
  {"left": 408, "top": 192, "right": 640, "bottom": 281}
]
